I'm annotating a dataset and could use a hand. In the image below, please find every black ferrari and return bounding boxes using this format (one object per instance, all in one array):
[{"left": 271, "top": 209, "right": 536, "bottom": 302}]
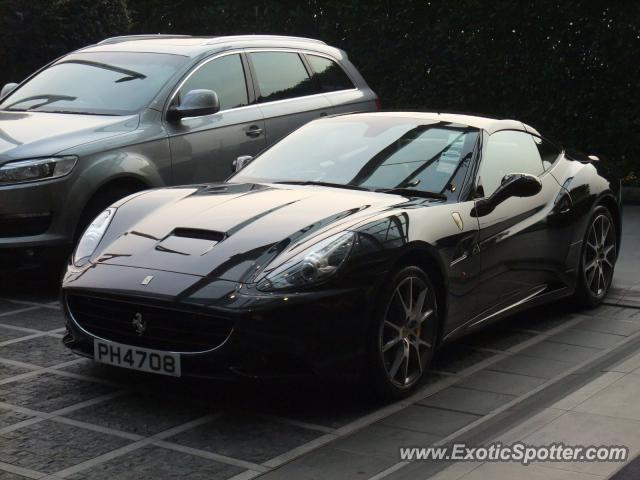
[{"left": 62, "top": 112, "right": 621, "bottom": 398}]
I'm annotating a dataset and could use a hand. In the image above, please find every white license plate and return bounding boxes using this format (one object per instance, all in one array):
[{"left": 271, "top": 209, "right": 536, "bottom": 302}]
[{"left": 93, "top": 339, "right": 181, "bottom": 377}]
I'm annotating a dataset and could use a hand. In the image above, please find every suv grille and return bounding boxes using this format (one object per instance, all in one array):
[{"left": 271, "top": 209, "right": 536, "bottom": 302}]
[{"left": 66, "top": 294, "right": 233, "bottom": 352}]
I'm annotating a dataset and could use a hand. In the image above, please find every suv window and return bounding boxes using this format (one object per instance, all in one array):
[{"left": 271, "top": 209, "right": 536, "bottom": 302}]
[
  {"left": 478, "top": 130, "right": 544, "bottom": 196},
  {"left": 533, "top": 136, "right": 562, "bottom": 170},
  {"left": 306, "top": 54, "right": 354, "bottom": 92},
  {"left": 178, "top": 54, "right": 248, "bottom": 111},
  {"left": 249, "top": 52, "right": 314, "bottom": 102}
]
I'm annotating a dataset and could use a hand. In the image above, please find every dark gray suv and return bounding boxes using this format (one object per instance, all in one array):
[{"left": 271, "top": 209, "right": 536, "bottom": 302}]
[{"left": 0, "top": 34, "right": 378, "bottom": 258}]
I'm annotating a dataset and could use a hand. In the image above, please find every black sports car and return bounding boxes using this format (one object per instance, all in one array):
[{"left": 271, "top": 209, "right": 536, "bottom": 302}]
[{"left": 62, "top": 112, "right": 621, "bottom": 398}]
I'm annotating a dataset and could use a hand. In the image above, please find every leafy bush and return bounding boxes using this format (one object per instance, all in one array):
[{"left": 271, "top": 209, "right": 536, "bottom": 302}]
[
  {"left": 1, "top": 0, "right": 638, "bottom": 180},
  {"left": 0, "top": 0, "right": 131, "bottom": 85}
]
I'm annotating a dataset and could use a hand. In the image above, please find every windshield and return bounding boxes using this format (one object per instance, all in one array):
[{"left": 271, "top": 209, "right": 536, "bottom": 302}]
[
  {"left": 0, "top": 52, "right": 188, "bottom": 115},
  {"left": 232, "top": 117, "right": 479, "bottom": 194}
]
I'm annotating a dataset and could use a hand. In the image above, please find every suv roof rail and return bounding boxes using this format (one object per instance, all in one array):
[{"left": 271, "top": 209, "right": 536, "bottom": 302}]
[
  {"left": 202, "top": 35, "right": 326, "bottom": 46},
  {"left": 97, "top": 34, "right": 193, "bottom": 45}
]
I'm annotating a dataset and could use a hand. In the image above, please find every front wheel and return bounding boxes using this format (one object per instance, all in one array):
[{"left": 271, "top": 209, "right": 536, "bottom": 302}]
[
  {"left": 573, "top": 206, "right": 617, "bottom": 307},
  {"left": 367, "top": 266, "right": 439, "bottom": 399}
]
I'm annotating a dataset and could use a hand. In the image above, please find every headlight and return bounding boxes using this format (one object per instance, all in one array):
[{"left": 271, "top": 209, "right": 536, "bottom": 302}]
[
  {"left": 73, "top": 208, "right": 115, "bottom": 265},
  {"left": 257, "top": 231, "right": 356, "bottom": 291},
  {"left": 0, "top": 156, "right": 77, "bottom": 185}
]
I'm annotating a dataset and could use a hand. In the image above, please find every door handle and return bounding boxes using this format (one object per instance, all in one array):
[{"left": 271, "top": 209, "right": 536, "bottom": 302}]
[{"left": 246, "top": 125, "right": 263, "bottom": 137}]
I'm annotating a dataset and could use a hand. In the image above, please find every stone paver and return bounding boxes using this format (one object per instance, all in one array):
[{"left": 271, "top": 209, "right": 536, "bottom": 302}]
[
  {"left": 381, "top": 405, "right": 479, "bottom": 437},
  {"left": 549, "top": 328, "right": 626, "bottom": 349},
  {"left": 456, "top": 462, "right": 605, "bottom": 479},
  {"left": 456, "top": 370, "right": 546, "bottom": 396},
  {"left": 0, "top": 326, "right": 30, "bottom": 343},
  {"left": 518, "top": 340, "right": 601, "bottom": 364},
  {"left": 0, "top": 407, "right": 33, "bottom": 430},
  {"left": 67, "top": 445, "right": 245, "bottom": 480},
  {"left": 0, "top": 307, "right": 64, "bottom": 332},
  {"left": 0, "top": 363, "right": 32, "bottom": 381},
  {"left": 573, "top": 373, "right": 640, "bottom": 420},
  {"left": 487, "top": 353, "right": 574, "bottom": 379},
  {"left": 0, "top": 335, "right": 74, "bottom": 367},
  {"left": 523, "top": 411, "right": 640, "bottom": 477},
  {"left": 65, "top": 392, "right": 212, "bottom": 436},
  {"left": 418, "top": 386, "right": 516, "bottom": 415},
  {"left": 257, "top": 447, "right": 394, "bottom": 480},
  {"left": 0, "top": 373, "right": 115, "bottom": 412},
  {"left": 0, "top": 420, "right": 131, "bottom": 474},
  {"left": 332, "top": 424, "right": 440, "bottom": 460},
  {"left": 168, "top": 413, "right": 322, "bottom": 463}
]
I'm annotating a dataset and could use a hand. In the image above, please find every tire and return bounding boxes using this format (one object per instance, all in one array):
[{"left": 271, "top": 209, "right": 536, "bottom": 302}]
[
  {"left": 572, "top": 206, "right": 617, "bottom": 308},
  {"left": 74, "top": 186, "right": 141, "bottom": 244},
  {"left": 366, "top": 265, "right": 439, "bottom": 399}
]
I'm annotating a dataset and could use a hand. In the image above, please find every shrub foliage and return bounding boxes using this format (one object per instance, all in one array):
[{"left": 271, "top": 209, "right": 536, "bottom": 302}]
[{"left": 0, "top": 0, "right": 638, "bottom": 179}]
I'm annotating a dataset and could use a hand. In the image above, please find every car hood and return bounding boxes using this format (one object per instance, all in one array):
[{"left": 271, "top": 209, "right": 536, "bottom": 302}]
[
  {"left": 0, "top": 110, "right": 139, "bottom": 162},
  {"left": 95, "top": 183, "right": 415, "bottom": 281}
]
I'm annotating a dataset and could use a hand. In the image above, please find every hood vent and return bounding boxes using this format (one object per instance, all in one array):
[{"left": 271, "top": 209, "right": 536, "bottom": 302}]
[
  {"left": 155, "top": 228, "right": 226, "bottom": 256},
  {"left": 172, "top": 228, "right": 225, "bottom": 242}
]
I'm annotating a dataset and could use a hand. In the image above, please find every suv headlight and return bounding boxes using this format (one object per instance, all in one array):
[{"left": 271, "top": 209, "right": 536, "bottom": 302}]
[
  {"left": 73, "top": 208, "right": 115, "bottom": 265},
  {"left": 257, "top": 231, "right": 356, "bottom": 291},
  {"left": 0, "top": 156, "right": 77, "bottom": 185}
]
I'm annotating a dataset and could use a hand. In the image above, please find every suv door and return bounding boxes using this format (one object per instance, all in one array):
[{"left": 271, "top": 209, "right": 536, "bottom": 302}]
[
  {"left": 166, "top": 52, "right": 266, "bottom": 185},
  {"left": 473, "top": 130, "right": 562, "bottom": 319},
  {"left": 247, "top": 50, "right": 332, "bottom": 144}
]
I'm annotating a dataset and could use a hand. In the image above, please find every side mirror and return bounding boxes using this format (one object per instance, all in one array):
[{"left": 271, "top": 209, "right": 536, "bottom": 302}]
[
  {"left": 588, "top": 155, "right": 599, "bottom": 162},
  {"left": 232, "top": 155, "right": 253, "bottom": 172},
  {"left": 167, "top": 89, "right": 220, "bottom": 121},
  {"left": 473, "top": 173, "right": 542, "bottom": 217},
  {"left": 1, "top": 83, "right": 18, "bottom": 99}
]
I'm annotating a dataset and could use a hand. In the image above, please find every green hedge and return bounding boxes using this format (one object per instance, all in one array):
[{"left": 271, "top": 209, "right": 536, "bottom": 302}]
[
  {"left": 1, "top": 0, "right": 638, "bottom": 182},
  {"left": 0, "top": 0, "right": 131, "bottom": 84}
]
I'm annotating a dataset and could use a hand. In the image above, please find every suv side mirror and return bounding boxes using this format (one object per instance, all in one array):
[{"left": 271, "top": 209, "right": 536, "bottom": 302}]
[
  {"left": 1, "top": 83, "right": 18, "bottom": 99},
  {"left": 167, "top": 89, "right": 220, "bottom": 121},
  {"left": 232, "top": 155, "right": 253, "bottom": 172},
  {"left": 473, "top": 173, "right": 542, "bottom": 217}
]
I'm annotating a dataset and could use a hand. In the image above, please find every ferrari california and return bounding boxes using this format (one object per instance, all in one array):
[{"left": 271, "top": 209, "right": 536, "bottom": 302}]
[{"left": 62, "top": 112, "right": 621, "bottom": 398}]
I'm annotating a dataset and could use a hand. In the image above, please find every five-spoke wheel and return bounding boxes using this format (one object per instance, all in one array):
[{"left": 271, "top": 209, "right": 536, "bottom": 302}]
[
  {"left": 369, "top": 265, "right": 438, "bottom": 398},
  {"left": 574, "top": 206, "right": 617, "bottom": 306}
]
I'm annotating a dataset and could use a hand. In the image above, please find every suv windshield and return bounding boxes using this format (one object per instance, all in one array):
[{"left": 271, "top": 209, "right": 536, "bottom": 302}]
[
  {"left": 232, "top": 117, "right": 479, "bottom": 194},
  {"left": 0, "top": 52, "right": 188, "bottom": 115}
]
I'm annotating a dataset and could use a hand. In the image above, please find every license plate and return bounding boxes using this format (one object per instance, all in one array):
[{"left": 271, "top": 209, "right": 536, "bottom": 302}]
[{"left": 93, "top": 339, "right": 181, "bottom": 377}]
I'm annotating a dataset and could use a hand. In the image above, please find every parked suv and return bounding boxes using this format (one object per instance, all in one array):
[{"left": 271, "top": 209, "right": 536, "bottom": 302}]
[{"left": 0, "top": 34, "right": 378, "bottom": 259}]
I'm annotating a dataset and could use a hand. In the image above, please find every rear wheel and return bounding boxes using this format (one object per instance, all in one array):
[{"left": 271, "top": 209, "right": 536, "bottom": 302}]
[
  {"left": 367, "top": 266, "right": 439, "bottom": 399},
  {"left": 573, "top": 206, "right": 616, "bottom": 307}
]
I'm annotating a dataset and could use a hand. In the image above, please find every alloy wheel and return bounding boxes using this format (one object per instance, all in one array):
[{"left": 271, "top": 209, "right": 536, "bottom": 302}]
[
  {"left": 583, "top": 213, "right": 616, "bottom": 298},
  {"left": 379, "top": 275, "right": 434, "bottom": 388}
]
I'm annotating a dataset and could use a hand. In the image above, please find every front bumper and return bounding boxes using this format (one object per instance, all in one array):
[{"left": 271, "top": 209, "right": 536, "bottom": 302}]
[
  {"left": 62, "top": 263, "right": 375, "bottom": 380},
  {"left": 0, "top": 175, "right": 77, "bottom": 249}
]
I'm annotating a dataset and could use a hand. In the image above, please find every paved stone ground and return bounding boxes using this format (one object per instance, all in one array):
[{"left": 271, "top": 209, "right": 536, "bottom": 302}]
[{"left": 0, "top": 206, "right": 637, "bottom": 480}]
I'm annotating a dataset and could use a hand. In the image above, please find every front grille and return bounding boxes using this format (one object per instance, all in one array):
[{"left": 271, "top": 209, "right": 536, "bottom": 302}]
[{"left": 66, "top": 294, "right": 233, "bottom": 352}]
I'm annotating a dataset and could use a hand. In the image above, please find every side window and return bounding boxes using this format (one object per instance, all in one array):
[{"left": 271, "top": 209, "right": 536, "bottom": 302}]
[
  {"left": 478, "top": 131, "right": 544, "bottom": 197},
  {"left": 533, "top": 136, "right": 562, "bottom": 170},
  {"left": 249, "top": 51, "right": 314, "bottom": 102},
  {"left": 306, "top": 54, "right": 355, "bottom": 92},
  {"left": 178, "top": 54, "right": 248, "bottom": 111}
]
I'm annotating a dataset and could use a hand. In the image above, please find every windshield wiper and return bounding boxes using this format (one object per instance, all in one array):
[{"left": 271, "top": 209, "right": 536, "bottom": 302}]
[
  {"left": 274, "top": 180, "right": 372, "bottom": 191},
  {"left": 4, "top": 94, "right": 77, "bottom": 111},
  {"left": 375, "top": 187, "right": 447, "bottom": 200}
]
